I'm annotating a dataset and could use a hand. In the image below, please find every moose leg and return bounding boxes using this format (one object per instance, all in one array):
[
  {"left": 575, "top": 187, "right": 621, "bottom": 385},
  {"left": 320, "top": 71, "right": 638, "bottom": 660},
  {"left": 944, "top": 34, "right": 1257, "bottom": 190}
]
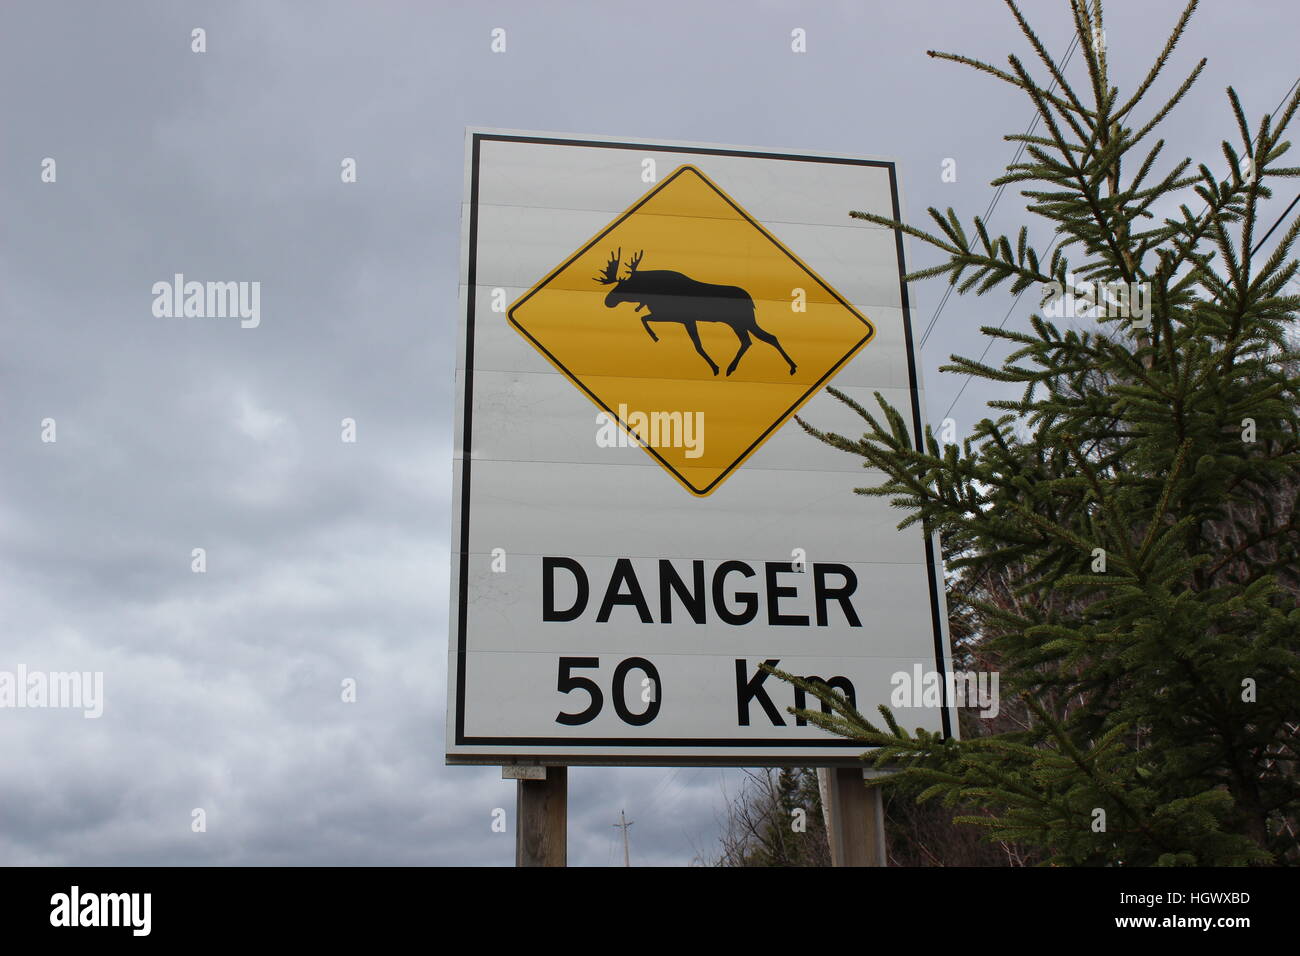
[
  {"left": 725, "top": 328, "right": 752, "bottom": 376},
  {"left": 683, "top": 322, "right": 719, "bottom": 376},
  {"left": 640, "top": 315, "right": 660, "bottom": 342},
  {"left": 751, "top": 324, "right": 798, "bottom": 375}
]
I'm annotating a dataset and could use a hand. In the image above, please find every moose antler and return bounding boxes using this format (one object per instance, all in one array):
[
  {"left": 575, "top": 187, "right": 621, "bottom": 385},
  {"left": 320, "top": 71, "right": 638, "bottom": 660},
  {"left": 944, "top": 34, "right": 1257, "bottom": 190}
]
[
  {"left": 594, "top": 248, "right": 622, "bottom": 285},
  {"left": 626, "top": 250, "right": 643, "bottom": 276}
]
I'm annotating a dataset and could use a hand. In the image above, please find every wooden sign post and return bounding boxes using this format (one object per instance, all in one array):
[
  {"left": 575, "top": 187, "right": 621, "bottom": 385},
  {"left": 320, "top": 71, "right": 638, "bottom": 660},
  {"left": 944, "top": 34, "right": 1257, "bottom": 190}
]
[
  {"left": 507, "top": 766, "right": 567, "bottom": 867},
  {"left": 820, "top": 767, "right": 887, "bottom": 866}
]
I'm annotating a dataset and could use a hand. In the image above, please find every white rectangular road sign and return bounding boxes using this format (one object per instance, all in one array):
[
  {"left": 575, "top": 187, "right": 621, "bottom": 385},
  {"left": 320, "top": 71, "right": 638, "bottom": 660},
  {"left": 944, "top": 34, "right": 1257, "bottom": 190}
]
[{"left": 449, "top": 129, "right": 956, "bottom": 764}]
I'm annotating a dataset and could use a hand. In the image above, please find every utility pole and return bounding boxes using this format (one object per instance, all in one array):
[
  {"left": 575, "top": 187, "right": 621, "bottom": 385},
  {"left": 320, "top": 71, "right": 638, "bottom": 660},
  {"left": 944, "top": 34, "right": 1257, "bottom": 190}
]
[{"left": 613, "top": 809, "right": 634, "bottom": 867}]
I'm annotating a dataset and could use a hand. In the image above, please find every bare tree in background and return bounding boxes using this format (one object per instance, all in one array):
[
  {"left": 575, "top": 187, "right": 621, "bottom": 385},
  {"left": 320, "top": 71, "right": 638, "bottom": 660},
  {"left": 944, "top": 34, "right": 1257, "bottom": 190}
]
[{"left": 701, "top": 769, "right": 832, "bottom": 867}]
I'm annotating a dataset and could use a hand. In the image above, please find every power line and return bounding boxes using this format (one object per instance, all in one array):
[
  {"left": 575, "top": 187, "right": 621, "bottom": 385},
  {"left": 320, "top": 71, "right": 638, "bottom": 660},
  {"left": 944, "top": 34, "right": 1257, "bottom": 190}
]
[
  {"left": 653, "top": 767, "right": 695, "bottom": 820},
  {"left": 1246, "top": 76, "right": 1299, "bottom": 258},
  {"left": 939, "top": 281, "right": 1034, "bottom": 425},
  {"left": 937, "top": 74, "right": 1300, "bottom": 427},
  {"left": 1251, "top": 190, "right": 1300, "bottom": 257},
  {"left": 917, "top": 34, "right": 1080, "bottom": 350},
  {"left": 644, "top": 766, "right": 683, "bottom": 808}
]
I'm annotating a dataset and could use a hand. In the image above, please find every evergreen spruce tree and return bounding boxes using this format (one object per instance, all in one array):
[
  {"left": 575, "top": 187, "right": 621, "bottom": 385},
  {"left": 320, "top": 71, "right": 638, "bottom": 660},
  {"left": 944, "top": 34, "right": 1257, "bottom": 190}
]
[{"left": 773, "top": 0, "right": 1300, "bottom": 866}]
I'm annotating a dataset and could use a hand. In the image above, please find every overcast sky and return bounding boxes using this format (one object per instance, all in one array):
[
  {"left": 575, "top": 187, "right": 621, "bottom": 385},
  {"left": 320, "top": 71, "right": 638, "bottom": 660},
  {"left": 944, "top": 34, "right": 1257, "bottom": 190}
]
[{"left": 1, "top": 0, "right": 1295, "bottom": 866}]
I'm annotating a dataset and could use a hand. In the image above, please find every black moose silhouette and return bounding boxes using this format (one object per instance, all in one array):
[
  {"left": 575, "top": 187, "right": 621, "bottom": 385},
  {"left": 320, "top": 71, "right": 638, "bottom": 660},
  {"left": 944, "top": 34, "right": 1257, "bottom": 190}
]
[{"left": 594, "top": 248, "right": 797, "bottom": 377}]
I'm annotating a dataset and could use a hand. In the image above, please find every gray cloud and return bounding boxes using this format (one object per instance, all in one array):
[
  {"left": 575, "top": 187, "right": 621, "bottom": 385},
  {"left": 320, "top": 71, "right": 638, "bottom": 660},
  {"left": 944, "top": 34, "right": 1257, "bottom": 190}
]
[{"left": 1, "top": 0, "right": 1293, "bottom": 865}]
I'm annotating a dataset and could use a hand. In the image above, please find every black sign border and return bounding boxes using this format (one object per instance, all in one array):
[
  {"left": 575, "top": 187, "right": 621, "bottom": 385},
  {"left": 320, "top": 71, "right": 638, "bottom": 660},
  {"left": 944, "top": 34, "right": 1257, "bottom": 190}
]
[{"left": 453, "top": 132, "right": 952, "bottom": 759}]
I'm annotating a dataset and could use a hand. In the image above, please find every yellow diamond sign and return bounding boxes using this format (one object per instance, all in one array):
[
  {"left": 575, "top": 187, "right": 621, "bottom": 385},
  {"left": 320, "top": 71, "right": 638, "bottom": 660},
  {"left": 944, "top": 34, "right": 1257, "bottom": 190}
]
[{"left": 508, "top": 164, "right": 875, "bottom": 496}]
